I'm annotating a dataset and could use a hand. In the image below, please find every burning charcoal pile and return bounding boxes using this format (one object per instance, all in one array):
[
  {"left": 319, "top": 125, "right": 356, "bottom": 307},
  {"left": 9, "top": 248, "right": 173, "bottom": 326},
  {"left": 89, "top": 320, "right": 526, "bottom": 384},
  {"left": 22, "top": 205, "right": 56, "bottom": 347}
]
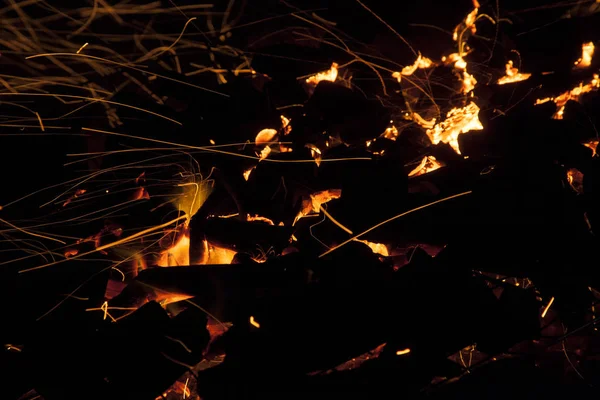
[{"left": 2, "top": 0, "right": 600, "bottom": 399}]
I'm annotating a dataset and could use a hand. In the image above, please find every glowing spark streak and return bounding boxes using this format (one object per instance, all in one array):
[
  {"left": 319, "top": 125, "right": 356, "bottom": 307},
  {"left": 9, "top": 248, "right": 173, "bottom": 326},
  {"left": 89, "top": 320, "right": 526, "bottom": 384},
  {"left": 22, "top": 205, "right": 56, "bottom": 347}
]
[
  {"left": 319, "top": 191, "right": 472, "bottom": 258},
  {"left": 25, "top": 53, "right": 229, "bottom": 97},
  {"left": 137, "top": 18, "right": 197, "bottom": 62},
  {"left": 18, "top": 215, "right": 188, "bottom": 273},
  {"left": 76, "top": 42, "right": 89, "bottom": 54},
  {"left": 81, "top": 127, "right": 372, "bottom": 164},
  {"left": 541, "top": 296, "right": 555, "bottom": 318},
  {"left": 0, "top": 218, "right": 65, "bottom": 244},
  {"left": 101, "top": 301, "right": 108, "bottom": 320},
  {"left": 183, "top": 377, "right": 189, "bottom": 399},
  {"left": 396, "top": 348, "right": 411, "bottom": 356},
  {"left": 320, "top": 205, "right": 353, "bottom": 235},
  {"left": 111, "top": 266, "right": 126, "bottom": 281},
  {"left": 0, "top": 93, "right": 182, "bottom": 125},
  {"left": 34, "top": 112, "right": 45, "bottom": 131},
  {"left": 250, "top": 316, "right": 260, "bottom": 328}
]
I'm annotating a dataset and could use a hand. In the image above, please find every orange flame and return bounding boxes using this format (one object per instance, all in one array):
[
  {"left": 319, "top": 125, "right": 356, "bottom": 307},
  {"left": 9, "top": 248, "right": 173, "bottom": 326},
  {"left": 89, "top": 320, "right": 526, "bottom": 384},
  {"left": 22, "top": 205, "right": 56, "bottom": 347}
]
[
  {"left": 157, "top": 231, "right": 190, "bottom": 267},
  {"left": 306, "top": 62, "right": 338, "bottom": 86},
  {"left": 567, "top": 168, "right": 584, "bottom": 194},
  {"left": 535, "top": 74, "right": 600, "bottom": 119},
  {"left": 382, "top": 125, "right": 399, "bottom": 140},
  {"left": 426, "top": 102, "right": 483, "bottom": 154},
  {"left": 583, "top": 139, "right": 598, "bottom": 157},
  {"left": 357, "top": 240, "right": 389, "bottom": 257},
  {"left": 574, "top": 42, "right": 595, "bottom": 68},
  {"left": 392, "top": 54, "right": 433, "bottom": 83},
  {"left": 198, "top": 239, "right": 237, "bottom": 265},
  {"left": 497, "top": 60, "right": 531, "bottom": 85},
  {"left": 408, "top": 156, "right": 444, "bottom": 177}
]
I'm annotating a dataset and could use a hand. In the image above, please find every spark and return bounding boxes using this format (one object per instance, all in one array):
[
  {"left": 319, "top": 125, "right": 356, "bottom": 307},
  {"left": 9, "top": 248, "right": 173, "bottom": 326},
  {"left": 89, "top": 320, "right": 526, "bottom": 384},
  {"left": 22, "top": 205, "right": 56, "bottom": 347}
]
[
  {"left": 76, "top": 42, "right": 89, "bottom": 54},
  {"left": 396, "top": 348, "right": 411, "bottom": 356},
  {"left": 250, "top": 315, "right": 260, "bottom": 328},
  {"left": 319, "top": 191, "right": 472, "bottom": 257},
  {"left": 541, "top": 296, "right": 555, "bottom": 318}
]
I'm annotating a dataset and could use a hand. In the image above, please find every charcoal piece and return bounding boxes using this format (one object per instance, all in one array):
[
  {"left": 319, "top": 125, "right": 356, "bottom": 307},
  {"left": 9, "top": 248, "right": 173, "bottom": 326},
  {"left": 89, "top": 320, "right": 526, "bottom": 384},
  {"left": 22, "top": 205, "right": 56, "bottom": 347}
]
[
  {"left": 304, "top": 81, "right": 390, "bottom": 145},
  {"left": 197, "top": 217, "right": 294, "bottom": 254},
  {"left": 27, "top": 301, "right": 188, "bottom": 400}
]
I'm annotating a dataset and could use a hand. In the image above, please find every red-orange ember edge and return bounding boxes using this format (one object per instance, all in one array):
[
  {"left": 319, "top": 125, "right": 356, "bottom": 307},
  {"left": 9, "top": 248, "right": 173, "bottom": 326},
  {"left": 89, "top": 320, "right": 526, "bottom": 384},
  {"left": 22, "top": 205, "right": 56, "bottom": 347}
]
[
  {"left": 426, "top": 102, "right": 483, "bottom": 154},
  {"left": 535, "top": 74, "right": 600, "bottom": 119},
  {"left": 308, "top": 343, "right": 387, "bottom": 375},
  {"left": 497, "top": 61, "right": 531, "bottom": 85}
]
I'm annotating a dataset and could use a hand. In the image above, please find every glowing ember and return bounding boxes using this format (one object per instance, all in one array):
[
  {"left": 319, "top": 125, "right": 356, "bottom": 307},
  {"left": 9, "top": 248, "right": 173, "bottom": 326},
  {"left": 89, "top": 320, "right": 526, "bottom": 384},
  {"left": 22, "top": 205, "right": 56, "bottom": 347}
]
[
  {"left": 583, "top": 139, "right": 598, "bottom": 157},
  {"left": 535, "top": 74, "right": 600, "bottom": 119},
  {"left": 62, "top": 189, "right": 86, "bottom": 207},
  {"left": 132, "top": 187, "right": 150, "bottom": 201},
  {"left": 382, "top": 125, "right": 399, "bottom": 140},
  {"left": 412, "top": 112, "right": 436, "bottom": 129},
  {"left": 250, "top": 315, "right": 260, "bottom": 328},
  {"left": 460, "top": 69, "right": 477, "bottom": 94},
  {"left": 426, "top": 102, "right": 483, "bottom": 154},
  {"left": 396, "top": 348, "right": 411, "bottom": 356},
  {"left": 408, "top": 156, "right": 444, "bottom": 177},
  {"left": 198, "top": 240, "right": 237, "bottom": 265},
  {"left": 295, "top": 189, "right": 342, "bottom": 225},
  {"left": 247, "top": 214, "right": 275, "bottom": 225},
  {"left": 306, "top": 62, "right": 338, "bottom": 86},
  {"left": 258, "top": 145, "right": 272, "bottom": 160},
  {"left": 157, "top": 231, "right": 190, "bottom": 267},
  {"left": 453, "top": 8, "right": 479, "bottom": 41},
  {"left": 357, "top": 240, "right": 389, "bottom": 257},
  {"left": 497, "top": 61, "right": 531, "bottom": 85},
  {"left": 393, "top": 54, "right": 433, "bottom": 82},
  {"left": 574, "top": 42, "right": 595, "bottom": 68},
  {"left": 567, "top": 168, "right": 584, "bottom": 194},
  {"left": 255, "top": 128, "right": 278, "bottom": 145},
  {"left": 243, "top": 167, "right": 255, "bottom": 181},
  {"left": 281, "top": 115, "right": 292, "bottom": 135}
]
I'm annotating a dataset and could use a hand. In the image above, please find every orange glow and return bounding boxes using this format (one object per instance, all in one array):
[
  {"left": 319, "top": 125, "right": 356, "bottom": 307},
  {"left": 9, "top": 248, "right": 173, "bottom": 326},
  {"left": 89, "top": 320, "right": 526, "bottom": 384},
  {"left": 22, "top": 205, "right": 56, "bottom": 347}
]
[
  {"left": 155, "top": 292, "right": 193, "bottom": 307},
  {"left": 132, "top": 187, "right": 150, "bottom": 201},
  {"left": 306, "top": 62, "right": 338, "bottom": 86},
  {"left": 408, "top": 156, "right": 444, "bottom": 177},
  {"left": 566, "top": 168, "right": 584, "bottom": 194},
  {"left": 460, "top": 70, "right": 477, "bottom": 94},
  {"left": 198, "top": 239, "right": 237, "bottom": 265},
  {"left": 62, "top": 189, "right": 86, "bottom": 207},
  {"left": 426, "top": 102, "right": 483, "bottom": 154},
  {"left": 497, "top": 61, "right": 531, "bottom": 85},
  {"left": 255, "top": 128, "right": 278, "bottom": 146},
  {"left": 243, "top": 167, "right": 255, "bottom": 181},
  {"left": 412, "top": 112, "right": 436, "bottom": 129},
  {"left": 64, "top": 249, "right": 79, "bottom": 258},
  {"left": 393, "top": 54, "right": 433, "bottom": 82},
  {"left": 157, "top": 231, "right": 190, "bottom": 267},
  {"left": 453, "top": 8, "right": 479, "bottom": 42},
  {"left": 281, "top": 115, "right": 292, "bottom": 135},
  {"left": 574, "top": 42, "right": 595, "bottom": 68},
  {"left": 541, "top": 296, "right": 555, "bottom": 318},
  {"left": 250, "top": 315, "right": 260, "bottom": 328},
  {"left": 535, "top": 74, "right": 600, "bottom": 119},
  {"left": 247, "top": 214, "right": 275, "bottom": 225},
  {"left": 357, "top": 240, "right": 389, "bottom": 256},
  {"left": 258, "top": 145, "right": 272, "bottom": 160},
  {"left": 295, "top": 189, "right": 342, "bottom": 225},
  {"left": 382, "top": 125, "right": 399, "bottom": 140},
  {"left": 583, "top": 139, "right": 598, "bottom": 157},
  {"left": 396, "top": 348, "right": 411, "bottom": 356}
]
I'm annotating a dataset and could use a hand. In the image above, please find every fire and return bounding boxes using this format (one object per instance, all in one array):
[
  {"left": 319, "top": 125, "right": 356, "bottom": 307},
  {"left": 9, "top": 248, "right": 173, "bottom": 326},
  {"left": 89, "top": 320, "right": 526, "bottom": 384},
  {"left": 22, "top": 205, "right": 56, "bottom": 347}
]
[
  {"left": 442, "top": 53, "right": 476, "bottom": 94},
  {"left": 306, "top": 62, "right": 338, "bottom": 86},
  {"left": 255, "top": 128, "right": 278, "bottom": 145},
  {"left": 357, "top": 240, "right": 389, "bottom": 257},
  {"left": 132, "top": 187, "right": 150, "bottom": 201},
  {"left": 295, "top": 189, "right": 342, "bottom": 225},
  {"left": 392, "top": 53, "right": 433, "bottom": 83},
  {"left": 408, "top": 156, "right": 444, "bottom": 177},
  {"left": 157, "top": 230, "right": 190, "bottom": 267},
  {"left": 426, "top": 102, "right": 483, "bottom": 154},
  {"left": 382, "top": 125, "right": 399, "bottom": 140},
  {"left": 535, "top": 74, "right": 600, "bottom": 119},
  {"left": 199, "top": 240, "right": 237, "bottom": 265},
  {"left": 453, "top": 8, "right": 479, "bottom": 41},
  {"left": 243, "top": 167, "right": 255, "bottom": 181},
  {"left": 574, "top": 42, "right": 595, "bottom": 68},
  {"left": 583, "top": 139, "right": 598, "bottom": 157},
  {"left": 281, "top": 115, "right": 292, "bottom": 135},
  {"left": 497, "top": 61, "right": 531, "bottom": 85}
]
